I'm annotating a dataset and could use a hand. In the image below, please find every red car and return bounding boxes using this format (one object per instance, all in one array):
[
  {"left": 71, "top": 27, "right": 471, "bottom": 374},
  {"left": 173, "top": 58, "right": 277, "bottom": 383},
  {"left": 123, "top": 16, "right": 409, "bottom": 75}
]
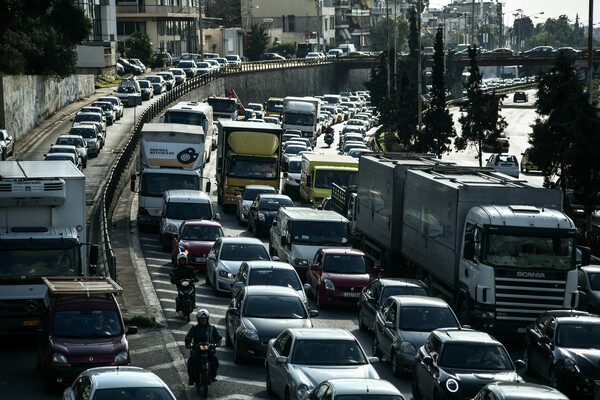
[
  {"left": 171, "top": 220, "right": 224, "bottom": 270},
  {"left": 306, "top": 248, "right": 378, "bottom": 308}
]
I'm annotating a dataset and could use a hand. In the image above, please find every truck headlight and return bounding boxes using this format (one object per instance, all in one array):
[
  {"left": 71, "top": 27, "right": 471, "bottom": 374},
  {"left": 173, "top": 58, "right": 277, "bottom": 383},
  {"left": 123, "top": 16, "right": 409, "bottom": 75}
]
[
  {"left": 297, "top": 384, "right": 309, "bottom": 398},
  {"left": 52, "top": 353, "right": 68, "bottom": 364},
  {"left": 324, "top": 279, "right": 335, "bottom": 291},
  {"left": 293, "top": 258, "right": 308, "bottom": 266},
  {"left": 445, "top": 378, "right": 459, "bottom": 393},
  {"left": 399, "top": 341, "right": 417, "bottom": 356},
  {"left": 258, "top": 213, "right": 266, "bottom": 222},
  {"left": 113, "top": 351, "right": 129, "bottom": 364},
  {"left": 241, "top": 328, "right": 259, "bottom": 341},
  {"left": 165, "top": 223, "right": 178, "bottom": 233}
]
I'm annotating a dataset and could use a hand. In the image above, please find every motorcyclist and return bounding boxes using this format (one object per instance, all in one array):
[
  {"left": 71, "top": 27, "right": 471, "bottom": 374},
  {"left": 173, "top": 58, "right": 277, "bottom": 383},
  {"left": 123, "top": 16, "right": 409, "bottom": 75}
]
[
  {"left": 324, "top": 126, "right": 334, "bottom": 146},
  {"left": 185, "top": 309, "right": 222, "bottom": 385},
  {"left": 170, "top": 252, "right": 197, "bottom": 312}
]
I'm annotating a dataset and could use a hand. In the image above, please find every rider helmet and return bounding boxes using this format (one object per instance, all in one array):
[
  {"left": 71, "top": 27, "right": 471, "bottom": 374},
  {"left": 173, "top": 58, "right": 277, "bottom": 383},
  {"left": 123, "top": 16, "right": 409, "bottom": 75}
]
[
  {"left": 177, "top": 252, "right": 188, "bottom": 266},
  {"left": 196, "top": 309, "right": 210, "bottom": 322}
]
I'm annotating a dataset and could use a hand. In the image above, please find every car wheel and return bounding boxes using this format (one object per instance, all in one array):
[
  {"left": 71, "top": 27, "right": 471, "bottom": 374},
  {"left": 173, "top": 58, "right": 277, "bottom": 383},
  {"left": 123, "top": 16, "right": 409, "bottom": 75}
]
[
  {"left": 233, "top": 338, "right": 244, "bottom": 364},
  {"left": 391, "top": 352, "right": 401, "bottom": 377},
  {"left": 523, "top": 346, "right": 534, "bottom": 376},
  {"left": 372, "top": 335, "right": 382, "bottom": 358},
  {"left": 284, "top": 388, "right": 291, "bottom": 400},
  {"left": 248, "top": 217, "right": 254, "bottom": 232},
  {"left": 213, "top": 274, "right": 219, "bottom": 295},
  {"left": 265, "top": 367, "right": 274, "bottom": 395},
  {"left": 357, "top": 309, "right": 368, "bottom": 331},
  {"left": 225, "top": 319, "right": 233, "bottom": 347},
  {"left": 316, "top": 290, "right": 324, "bottom": 309},
  {"left": 411, "top": 374, "right": 423, "bottom": 400},
  {"left": 548, "top": 367, "right": 558, "bottom": 389}
]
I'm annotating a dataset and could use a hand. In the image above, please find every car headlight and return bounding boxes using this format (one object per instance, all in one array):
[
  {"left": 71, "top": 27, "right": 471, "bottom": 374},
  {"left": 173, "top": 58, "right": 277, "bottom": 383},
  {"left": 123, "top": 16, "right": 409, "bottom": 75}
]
[
  {"left": 179, "top": 245, "right": 187, "bottom": 253},
  {"left": 293, "top": 258, "right": 308, "bottom": 267},
  {"left": 241, "top": 328, "right": 259, "bottom": 341},
  {"left": 324, "top": 279, "right": 335, "bottom": 291},
  {"left": 564, "top": 358, "right": 581, "bottom": 374},
  {"left": 219, "top": 269, "right": 234, "bottom": 279},
  {"left": 242, "top": 204, "right": 249, "bottom": 212},
  {"left": 297, "top": 384, "right": 309, "bottom": 398},
  {"left": 445, "top": 378, "right": 459, "bottom": 393},
  {"left": 399, "top": 341, "right": 417, "bottom": 356},
  {"left": 114, "top": 351, "right": 129, "bottom": 364},
  {"left": 165, "top": 223, "right": 178, "bottom": 233},
  {"left": 258, "top": 213, "right": 266, "bottom": 222},
  {"left": 51, "top": 353, "right": 68, "bottom": 364}
]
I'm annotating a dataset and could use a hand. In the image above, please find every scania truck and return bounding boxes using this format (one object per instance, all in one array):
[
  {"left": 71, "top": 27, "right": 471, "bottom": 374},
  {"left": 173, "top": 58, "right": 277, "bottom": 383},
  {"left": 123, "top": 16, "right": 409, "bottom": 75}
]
[
  {"left": 0, "top": 161, "right": 96, "bottom": 334},
  {"left": 216, "top": 120, "right": 283, "bottom": 210},
  {"left": 331, "top": 153, "right": 585, "bottom": 336},
  {"left": 131, "top": 123, "right": 207, "bottom": 230},
  {"left": 282, "top": 97, "right": 321, "bottom": 146}
]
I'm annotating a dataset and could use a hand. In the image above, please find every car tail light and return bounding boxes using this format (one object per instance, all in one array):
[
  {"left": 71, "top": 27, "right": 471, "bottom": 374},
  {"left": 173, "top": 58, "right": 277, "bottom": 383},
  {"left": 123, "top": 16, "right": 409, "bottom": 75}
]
[
  {"left": 494, "top": 161, "right": 498, "bottom": 166},
  {"left": 514, "top": 160, "right": 518, "bottom": 166}
]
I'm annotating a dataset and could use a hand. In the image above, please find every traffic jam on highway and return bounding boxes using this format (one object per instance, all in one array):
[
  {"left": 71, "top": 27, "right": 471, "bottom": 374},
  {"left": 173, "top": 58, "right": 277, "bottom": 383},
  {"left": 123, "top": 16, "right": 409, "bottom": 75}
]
[{"left": 1, "top": 71, "right": 600, "bottom": 400}]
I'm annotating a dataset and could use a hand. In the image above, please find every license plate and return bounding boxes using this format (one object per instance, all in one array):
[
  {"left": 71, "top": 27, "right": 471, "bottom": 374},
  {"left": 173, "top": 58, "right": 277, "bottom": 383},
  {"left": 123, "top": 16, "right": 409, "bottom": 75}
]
[
  {"left": 516, "top": 327, "right": 526, "bottom": 333},
  {"left": 23, "top": 320, "right": 40, "bottom": 327},
  {"left": 343, "top": 292, "right": 360, "bottom": 297}
]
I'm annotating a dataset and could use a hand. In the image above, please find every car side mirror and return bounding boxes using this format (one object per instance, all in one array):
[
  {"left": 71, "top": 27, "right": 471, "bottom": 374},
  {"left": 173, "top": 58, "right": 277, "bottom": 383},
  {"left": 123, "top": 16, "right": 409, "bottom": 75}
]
[
  {"left": 228, "top": 308, "right": 239, "bottom": 317},
  {"left": 172, "top": 233, "right": 179, "bottom": 240},
  {"left": 384, "top": 321, "right": 394, "bottom": 329},
  {"left": 423, "top": 356, "right": 433, "bottom": 366},
  {"left": 126, "top": 326, "right": 138, "bottom": 335},
  {"left": 368, "top": 356, "right": 379, "bottom": 364},
  {"left": 271, "top": 256, "right": 279, "bottom": 261},
  {"left": 214, "top": 213, "right": 221, "bottom": 221},
  {"left": 275, "top": 355, "right": 287, "bottom": 365},
  {"left": 205, "top": 181, "right": 211, "bottom": 193},
  {"left": 309, "top": 263, "right": 320, "bottom": 272},
  {"left": 303, "top": 283, "right": 311, "bottom": 292},
  {"left": 208, "top": 254, "right": 216, "bottom": 261},
  {"left": 514, "top": 359, "right": 525, "bottom": 370},
  {"left": 309, "top": 309, "right": 319, "bottom": 318}
]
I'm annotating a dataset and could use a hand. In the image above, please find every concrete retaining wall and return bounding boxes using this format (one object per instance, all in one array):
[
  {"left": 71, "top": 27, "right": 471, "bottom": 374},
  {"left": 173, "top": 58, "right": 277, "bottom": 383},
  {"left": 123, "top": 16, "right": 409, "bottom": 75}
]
[{"left": 0, "top": 74, "right": 95, "bottom": 141}]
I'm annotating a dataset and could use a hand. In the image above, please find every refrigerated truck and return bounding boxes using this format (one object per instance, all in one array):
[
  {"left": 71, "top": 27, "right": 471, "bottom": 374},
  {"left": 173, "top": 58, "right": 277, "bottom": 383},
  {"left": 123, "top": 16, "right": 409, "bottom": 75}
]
[
  {"left": 0, "top": 161, "right": 95, "bottom": 334},
  {"left": 282, "top": 97, "right": 321, "bottom": 146}
]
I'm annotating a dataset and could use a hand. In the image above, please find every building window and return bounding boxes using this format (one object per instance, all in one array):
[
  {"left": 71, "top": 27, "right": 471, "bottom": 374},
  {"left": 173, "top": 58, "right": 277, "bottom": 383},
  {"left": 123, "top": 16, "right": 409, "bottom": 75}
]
[
  {"left": 117, "top": 21, "right": 147, "bottom": 36},
  {"left": 288, "top": 15, "right": 295, "bottom": 32},
  {"left": 330, "top": 16, "right": 334, "bottom": 30},
  {"left": 324, "top": 19, "right": 327, "bottom": 31}
]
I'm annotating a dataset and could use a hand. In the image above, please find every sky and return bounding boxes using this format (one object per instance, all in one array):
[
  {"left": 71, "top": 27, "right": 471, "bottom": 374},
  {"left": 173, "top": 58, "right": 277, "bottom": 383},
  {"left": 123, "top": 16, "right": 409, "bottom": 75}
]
[{"left": 430, "top": 1, "right": 600, "bottom": 26}]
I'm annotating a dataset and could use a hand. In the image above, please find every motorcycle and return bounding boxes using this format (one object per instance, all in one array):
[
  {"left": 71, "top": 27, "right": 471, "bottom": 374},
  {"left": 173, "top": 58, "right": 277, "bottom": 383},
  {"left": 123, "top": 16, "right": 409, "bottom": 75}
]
[
  {"left": 173, "top": 277, "right": 198, "bottom": 321},
  {"left": 192, "top": 342, "right": 217, "bottom": 397},
  {"left": 324, "top": 133, "right": 334, "bottom": 147}
]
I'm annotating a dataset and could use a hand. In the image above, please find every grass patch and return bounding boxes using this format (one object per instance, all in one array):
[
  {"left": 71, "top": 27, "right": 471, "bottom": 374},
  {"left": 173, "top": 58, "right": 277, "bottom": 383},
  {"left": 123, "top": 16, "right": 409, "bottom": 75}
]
[
  {"left": 95, "top": 74, "right": 121, "bottom": 89},
  {"left": 124, "top": 315, "right": 155, "bottom": 328}
]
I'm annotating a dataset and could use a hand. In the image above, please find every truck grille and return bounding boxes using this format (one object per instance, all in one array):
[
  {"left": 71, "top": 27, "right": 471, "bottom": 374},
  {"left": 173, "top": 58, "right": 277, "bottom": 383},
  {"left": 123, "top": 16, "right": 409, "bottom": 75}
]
[{"left": 495, "top": 271, "right": 567, "bottom": 323}]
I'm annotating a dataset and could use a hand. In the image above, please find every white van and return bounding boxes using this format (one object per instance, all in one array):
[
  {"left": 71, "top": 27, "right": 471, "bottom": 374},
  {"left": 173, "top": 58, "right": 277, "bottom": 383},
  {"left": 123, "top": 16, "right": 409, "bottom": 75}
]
[
  {"left": 159, "top": 190, "right": 220, "bottom": 250},
  {"left": 337, "top": 43, "right": 356, "bottom": 56}
]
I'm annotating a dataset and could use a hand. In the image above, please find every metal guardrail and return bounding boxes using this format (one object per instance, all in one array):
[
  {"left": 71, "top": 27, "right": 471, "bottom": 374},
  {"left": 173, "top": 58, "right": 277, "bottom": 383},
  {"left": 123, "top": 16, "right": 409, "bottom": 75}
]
[{"left": 96, "top": 70, "right": 221, "bottom": 278}]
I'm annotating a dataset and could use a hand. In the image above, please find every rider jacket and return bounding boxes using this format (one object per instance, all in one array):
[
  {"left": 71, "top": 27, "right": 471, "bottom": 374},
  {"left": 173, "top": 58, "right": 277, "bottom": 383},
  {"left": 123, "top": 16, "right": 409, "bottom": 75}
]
[
  {"left": 170, "top": 266, "right": 195, "bottom": 284},
  {"left": 185, "top": 324, "right": 222, "bottom": 347}
]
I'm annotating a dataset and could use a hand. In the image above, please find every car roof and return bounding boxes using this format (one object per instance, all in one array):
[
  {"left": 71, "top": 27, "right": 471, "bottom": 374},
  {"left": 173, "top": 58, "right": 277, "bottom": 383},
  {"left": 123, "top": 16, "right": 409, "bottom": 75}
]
[
  {"left": 540, "top": 309, "right": 595, "bottom": 320},
  {"left": 320, "top": 248, "right": 365, "bottom": 256},
  {"left": 220, "top": 237, "right": 264, "bottom": 245},
  {"left": 287, "top": 328, "right": 355, "bottom": 340},
  {"left": 278, "top": 207, "right": 348, "bottom": 222},
  {"left": 244, "top": 184, "right": 276, "bottom": 191},
  {"left": 58, "top": 135, "right": 84, "bottom": 140},
  {"left": 245, "top": 285, "right": 301, "bottom": 297},
  {"left": 52, "top": 144, "right": 77, "bottom": 149},
  {"left": 580, "top": 265, "right": 600, "bottom": 273},
  {"left": 45, "top": 153, "right": 76, "bottom": 160},
  {"left": 82, "top": 367, "right": 169, "bottom": 390},
  {"left": 245, "top": 260, "right": 296, "bottom": 271},
  {"left": 377, "top": 277, "right": 427, "bottom": 288},
  {"left": 181, "top": 219, "right": 222, "bottom": 227},
  {"left": 387, "top": 295, "right": 449, "bottom": 308},
  {"left": 433, "top": 328, "right": 498, "bottom": 344},
  {"left": 484, "top": 382, "right": 568, "bottom": 400},
  {"left": 327, "top": 378, "right": 401, "bottom": 395},
  {"left": 163, "top": 189, "right": 210, "bottom": 202},
  {"left": 256, "top": 194, "right": 292, "bottom": 201}
]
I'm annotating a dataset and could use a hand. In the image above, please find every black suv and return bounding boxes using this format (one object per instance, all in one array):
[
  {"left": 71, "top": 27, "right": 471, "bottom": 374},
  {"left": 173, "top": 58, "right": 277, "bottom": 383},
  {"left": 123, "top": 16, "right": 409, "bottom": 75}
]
[
  {"left": 412, "top": 328, "right": 524, "bottom": 400},
  {"left": 513, "top": 91, "right": 528, "bottom": 102},
  {"left": 523, "top": 310, "right": 600, "bottom": 399}
]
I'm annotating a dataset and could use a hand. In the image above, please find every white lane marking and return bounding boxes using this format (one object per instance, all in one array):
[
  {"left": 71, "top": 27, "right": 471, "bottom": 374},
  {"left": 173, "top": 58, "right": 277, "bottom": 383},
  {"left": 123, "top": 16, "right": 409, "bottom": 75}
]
[{"left": 130, "top": 341, "right": 179, "bottom": 355}]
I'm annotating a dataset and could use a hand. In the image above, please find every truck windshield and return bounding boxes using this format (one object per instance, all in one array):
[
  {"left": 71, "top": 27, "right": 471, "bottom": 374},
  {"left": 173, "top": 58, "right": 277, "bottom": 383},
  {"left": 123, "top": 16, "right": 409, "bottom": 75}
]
[
  {"left": 52, "top": 310, "right": 123, "bottom": 338},
  {"left": 314, "top": 170, "right": 358, "bottom": 189},
  {"left": 227, "top": 157, "right": 278, "bottom": 179},
  {"left": 266, "top": 102, "right": 283, "bottom": 113},
  {"left": 0, "top": 247, "right": 80, "bottom": 280},
  {"left": 163, "top": 111, "right": 206, "bottom": 126},
  {"left": 166, "top": 202, "right": 212, "bottom": 220},
  {"left": 283, "top": 113, "right": 314, "bottom": 126},
  {"left": 483, "top": 233, "right": 575, "bottom": 270},
  {"left": 208, "top": 100, "right": 236, "bottom": 113},
  {"left": 141, "top": 174, "right": 199, "bottom": 197},
  {"left": 291, "top": 221, "right": 349, "bottom": 245}
]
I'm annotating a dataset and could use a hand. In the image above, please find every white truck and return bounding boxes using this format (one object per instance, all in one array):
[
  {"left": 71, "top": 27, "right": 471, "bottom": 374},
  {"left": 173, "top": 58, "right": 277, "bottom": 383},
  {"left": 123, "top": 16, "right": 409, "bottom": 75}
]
[
  {"left": 131, "top": 123, "right": 208, "bottom": 230},
  {"left": 282, "top": 97, "right": 321, "bottom": 146},
  {"left": 332, "top": 153, "right": 587, "bottom": 336},
  {"left": 0, "top": 161, "right": 96, "bottom": 334}
]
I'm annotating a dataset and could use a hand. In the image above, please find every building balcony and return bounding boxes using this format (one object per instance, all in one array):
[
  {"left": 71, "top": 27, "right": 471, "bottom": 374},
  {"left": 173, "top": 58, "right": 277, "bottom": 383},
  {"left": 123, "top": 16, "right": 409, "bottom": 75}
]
[
  {"left": 116, "top": 3, "right": 198, "bottom": 18},
  {"left": 350, "top": 28, "right": 371, "bottom": 36},
  {"left": 335, "top": 0, "right": 350, "bottom": 9},
  {"left": 335, "top": 21, "right": 350, "bottom": 28}
]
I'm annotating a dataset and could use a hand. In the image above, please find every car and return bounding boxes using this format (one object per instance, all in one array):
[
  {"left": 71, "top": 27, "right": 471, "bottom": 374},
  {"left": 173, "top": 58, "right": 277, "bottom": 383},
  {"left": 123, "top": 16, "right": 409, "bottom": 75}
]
[
  {"left": 71, "top": 123, "right": 104, "bottom": 148},
  {"left": 115, "top": 77, "right": 141, "bottom": 106},
  {"left": 72, "top": 111, "right": 106, "bottom": 135},
  {"left": 248, "top": 194, "right": 295, "bottom": 236},
  {"left": 306, "top": 248, "right": 377, "bottom": 308},
  {"left": 282, "top": 132, "right": 302, "bottom": 145},
  {"left": 523, "top": 310, "right": 600, "bottom": 398},
  {"left": 283, "top": 156, "right": 302, "bottom": 197},
  {"left": 283, "top": 144, "right": 308, "bottom": 168},
  {"left": 302, "top": 378, "right": 403, "bottom": 400},
  {"left": 347, "top": 118, "right": 368, "bottom": 130},
  {"left": 205, "top": 59, "right": 220, "bottom": 71},
  {"left": 174, "top": 52, "right": 202, "bottom": 66},
  {"left": 232, "top": 260, "right": 310, "bottom": 303},
  {"left": 263, "top": 52, "right": 286, "bottom": 61},
  {"left": 306, "top": 52, "right": 323, "bottom": 60},
  {"left": 117, "top": 58, "right": 143, "bottom": 75},
  {"left": 557, "top": 46, "right": 582, "bottom": 54},
  {"left": 412, "top": 328, "right": 524, "bottom": 400},
  {"left": 43, "top": 152, "right": 81, "bottom": 169},
  {"left": 69, "top": 125, "right": 100, "bottom": 156},
  {"left": 225, "top": 285, "right": 317, "bottom": 362},
  {"left": 520, "top": 148, "right": 540, "bottom": 172},
  {"left": 0, "top": 129, "right": 15, "bottom": 159},
  {"left": 206, "top": 237, "right": 271, "bottom": 294},
  {"left": 341, "top": 125, "right": 366, "bottom": 137},
  {"left": 145, "top": 75, "right": 167, "bottom": 94},
  {"left": 264, "top": 116, "right": 280, "bottom": 125},
  {"left": 177, "top": 60, "right": 198, "bottom": 78},
  {"left": 246, "top": 103, "right": 265, "bottom": 119},
  {"left": 489, "top": 47, "right": 514, "bottom": 56},
  {"left": 225, "top": 54, "right": 241, "bottom": 64},
  {"left": 372, "top": 296, "right": 460, "bottom": 376},
  {"left": 154, "top": 51, "right": 173, "bottom": 66},
  {"left": 98, "top": 96, "right": 124, "bottom": 119},
  {"left": 326, "top": 49, "right": 343, "bottom": 60},
  {"left": 171, "top": 219, "right": 223, "bottom": 269},
  {"left": 195, "top": 61, "right": 213, "bottom": 75},
  {"left": 343, "top": 142, "right": 368, "bottom": 155},
  {"left": 55, "top": 135, "right": 88, "bottom": 168},
  {"left": 347, "top": 148, "right": 370, "bottom": 160},
  {"left": 578, "top": 265, "right": 600, "bottom": 314},
  {"left": 202, "top": 52, "right": 220, "bottom": 60},
  {"left": 358, "top": 278, "right": 431, "bottom": 332},
  {"left": 513, "top": 91, "right": 529, "bottom": 103},
  {"left": 235, "top": 184, "right": 278, "bottom": 225},
  {"left": 485, "top": 153, "right": 519, "bottom": 178},
  {"left": 128, "top": 58, "right": 146, "bottom": 72},
  {"left": 62, "top": 366, "right": 175, "bottom": 400},
  {"left": 156, "top": 71, "right": 176, "bottom": 91},
  {"left": 91, "top": 101, "right": 116, "bottom": 125},
  {"left": 137, "top": 79, "right": 155, "bottom": 100},
  {"left": 474, "top": 382, "right": 569, "bottom": 400},
  {"left": 265, "top": 329, "right": 380, "bottom": 400},
  {"left": 523, "top": 46, "right": 556, "bottom": 55},
  {"left": 169, "top": 67, "right": 187, "bottom": 85}
]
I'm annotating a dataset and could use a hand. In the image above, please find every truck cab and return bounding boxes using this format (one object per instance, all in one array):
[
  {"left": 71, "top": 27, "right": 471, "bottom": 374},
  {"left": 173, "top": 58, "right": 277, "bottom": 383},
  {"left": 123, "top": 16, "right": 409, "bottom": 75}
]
[
  {"left": 36, "top": 277, "right": 137, "bottom": 392},
  {"left": 299, "top": 154, "right": 358, "bottom": 207}
]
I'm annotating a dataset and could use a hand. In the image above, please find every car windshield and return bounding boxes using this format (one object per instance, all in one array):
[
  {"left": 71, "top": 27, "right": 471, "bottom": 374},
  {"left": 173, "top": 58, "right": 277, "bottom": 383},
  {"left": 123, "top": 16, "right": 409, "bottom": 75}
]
[
  {"left": 248, "top": 269, "right": 301, "bottom": 290},
  {"left": 91, "top": 387, "right": 174, "bottom": 400},
  {"left": 138, "top": 81, "right": 151, "bottom": 88},
  {"left": 220, "top": 243, "right": 269, "bottom": 261},
  {"left": 56, "top": 138, "right": 84, "bottom": 148},
  {"left": 92, "top": 103, "right": 111, "bottom": 111},
  {"left": 439, "top": 344, "right": 513, "bottom": 370},
  {"left": 588, "top": 272, "right": 600, "bottom": 290},
  {"left": 483, "top": 232, "right": 575, "bottom": 270},
  {"left": 259, "top": 197, "right": 293, "bottom": 211},
  {"left": 208, "top": 99, "right": 236, "bottom": 113},
  {"left": 74, "top": 114, "right": 100, "bottom": 123},
  {"left": 288, "top": 160, "right": 301, "bottom": 173},
  {"left": 117, "top": 85, "right": 137, "bottom": 93},
  {"left": 323, "top": 254, "right": 366, "bottom": 274},
  {"left": 99, "top": 98, "right": 118, "bottom": 106},
  {"left": 226, "top": 55, "right": 238, "bottom": 61},
  {"left": 197, "top": 62, "right": 211, "bottom": 68},
  {"left": 399, "top": 306, "right": 459, "bottom": 331},
  {"left": 314, "top": 169, "right": 357, "bottom": 189},
  {"left": 147, "top": 76, "right": 161, "bottom": 83},
  {"left": 171, "top": 69, "right": 184, "bottom": 76},
  {"left": 46, "top": 155, "right": 75, "bottom": 162},
  {"left": 165, "top": 202, "right": 212, "bottom": 220},
  {"left": 381, "top": 286, "right": 429, "bottom": 302},
  {"left": 284, "top": 146, "right": 305, "bottom": 155},
  {"left": 243, "top": 295, "right": 306, "bottom": 319},
  {"left": 52, "top": 310, "right": 123, "bottom": 338},
  {"left": 556, "top": 323, "right": 600, "bottom": 348},
  {"left": 70, "top": 129, "right": 96, "bottom": 139},
  {"left": 158, "top": 73, "right": 172, "bottom": 80},
  {"left": 291, "top": 340, "right": 367, "bottom": 365},
  {"left": 243, "top": 188, "right": 274, "bottom": 201},
  {"left": 179, "top": 225, "right": 222, "bottom": 242},
  {"left": 291, "top": 221, "right": 348, "bottom": 245},
  {"left": 283, "top": 113, "right": 314, "bottom": 126},
  {"left": 179, "top": 61, "right": 194, "bottom": 67}
]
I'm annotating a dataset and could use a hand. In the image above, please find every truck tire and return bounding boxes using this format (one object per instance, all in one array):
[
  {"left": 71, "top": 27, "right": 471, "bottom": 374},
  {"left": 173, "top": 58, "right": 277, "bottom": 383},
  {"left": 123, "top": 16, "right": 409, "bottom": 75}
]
[{"left": 458, "top": 298, "right": 470, "bottom": 326}]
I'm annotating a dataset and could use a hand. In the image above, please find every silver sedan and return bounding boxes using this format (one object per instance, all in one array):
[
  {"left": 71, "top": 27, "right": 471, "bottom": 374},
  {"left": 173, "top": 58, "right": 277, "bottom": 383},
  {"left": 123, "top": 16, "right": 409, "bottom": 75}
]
[{"left": 265, "top": 328, "right": 380, "bottom": 400}]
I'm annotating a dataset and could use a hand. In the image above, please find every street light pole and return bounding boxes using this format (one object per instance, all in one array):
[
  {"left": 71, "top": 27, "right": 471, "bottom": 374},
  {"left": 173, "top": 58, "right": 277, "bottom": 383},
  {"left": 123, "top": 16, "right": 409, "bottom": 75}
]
[
  {"left": 316, "top": 0, "right": 322, "bottom": 52},
  {"left": 588, "top": 0, "right": 594, "bottom": 105},
  {"left": 386, "top": 0, "right": 390, "bottom": 98},
  {"left": 417, "top": 0, "right": 422, "bottom": 128},
  {"left": 199, "top": 0, "right": 204, "bottom": 60}
]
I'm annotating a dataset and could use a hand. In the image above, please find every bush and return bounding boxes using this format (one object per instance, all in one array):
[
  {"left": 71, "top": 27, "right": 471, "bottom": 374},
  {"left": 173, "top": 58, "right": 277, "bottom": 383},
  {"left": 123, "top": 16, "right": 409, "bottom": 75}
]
[
  {"left": 270, "top": 42, "right": 297, "bottom": 58},
  {"left": 124, "top": 315, "right": 155, "bottom": 328}
]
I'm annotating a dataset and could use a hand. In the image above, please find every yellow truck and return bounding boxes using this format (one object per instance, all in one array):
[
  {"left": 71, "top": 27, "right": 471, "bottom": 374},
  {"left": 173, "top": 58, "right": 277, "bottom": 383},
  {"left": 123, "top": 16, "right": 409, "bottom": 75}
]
[{"left": 299, "top": 153, "right": 358, "bottom": 206}]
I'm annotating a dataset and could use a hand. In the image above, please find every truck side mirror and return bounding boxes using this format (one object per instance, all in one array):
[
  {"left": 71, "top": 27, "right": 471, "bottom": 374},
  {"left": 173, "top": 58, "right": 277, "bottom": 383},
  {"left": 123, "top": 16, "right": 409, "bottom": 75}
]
[
  {"left": 577, "top": 246, "right": 591, "bottom": 266},
  {"left": 205, "top": 181, "right": 211, "bottom": 193},
  {"left": 89, "top": 244, "right": 98, "bottom": 275},
  {"left": 280, "top": 236, "right": 287, "bottom": 246},
  {"left": 307, "top": 176, "right": 312, "bottom": 187},
  {"left": 463, "top": 240, "right": 474, "bottom": 261},
  {"left": 130, "top": 174, "right": 136, "bottom": 192}
]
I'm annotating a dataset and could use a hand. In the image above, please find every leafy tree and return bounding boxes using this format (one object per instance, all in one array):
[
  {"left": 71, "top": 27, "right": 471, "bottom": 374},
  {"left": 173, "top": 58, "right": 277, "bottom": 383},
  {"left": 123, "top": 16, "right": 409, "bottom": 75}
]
[
  {"left": 364, "top": 51, "right": 389, "bottom": 109},
  {"left": 370, "top": 16, "right": 410, "bottom": 52},
  {"left": 421, "top": 27, "right": 455, "bottom": 158},
  {"left": 527, "top": 15, "right": 595, "bottom": 48},
  {"left": 205, "top": 0, "right": 241, "bottom": 27},
  {"left": 245, "top": 24, "right": 268, "bottom": 61},
  {"left": 455, "top": 45, "right": 507, "bottom": 166},
  {"left": 270, "top": 42, "right": 296, "bottom": 58},
  {"left": 529, "top": 52, "right": 600, "bottom": 228},
  {"left": 393, "top": 69, "right": 419, "bottom": 150},
  {"left": 0, "top": 0, "right": 92, "bottom": 77},
  {"left": 124, "top": 32, "right": 154, "bottom": 65}
]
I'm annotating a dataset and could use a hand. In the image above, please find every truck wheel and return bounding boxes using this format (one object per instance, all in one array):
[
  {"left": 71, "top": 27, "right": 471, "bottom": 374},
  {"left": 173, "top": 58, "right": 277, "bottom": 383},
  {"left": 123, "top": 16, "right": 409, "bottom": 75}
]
[
  {"left": 458, "top": 299, "right": 470, "bottom": 326},
  {"left": 411, "top": 375, "right": 423, "bottom": 400}
]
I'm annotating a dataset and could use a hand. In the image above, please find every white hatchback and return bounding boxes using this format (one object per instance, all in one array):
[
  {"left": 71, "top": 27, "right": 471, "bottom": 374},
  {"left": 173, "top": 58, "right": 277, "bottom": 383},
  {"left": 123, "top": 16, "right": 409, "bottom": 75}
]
[{"left": 485, "top": 153, "right": 520, "bottom": 178}]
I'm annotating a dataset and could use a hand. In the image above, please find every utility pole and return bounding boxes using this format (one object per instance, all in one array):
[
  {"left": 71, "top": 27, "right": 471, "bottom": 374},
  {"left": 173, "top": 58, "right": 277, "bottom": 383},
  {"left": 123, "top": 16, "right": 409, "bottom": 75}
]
[
  {"left": 316, "top": 0, "right": 322, "bottom": 52},
  {"left": 199, "top": 0, "right": 204, "bottom": 60},
  {"left": 471, "top": 0, "right": 475, "bottom": 44},
  {"left": 417, "top": 0, "right": 422, "bottom": 128},
  {"left": 386, "top": 0, "right": 390, "bottom": 98},
  {"left": 588, "top": 0, "right": 594, "bottom": 105}
]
